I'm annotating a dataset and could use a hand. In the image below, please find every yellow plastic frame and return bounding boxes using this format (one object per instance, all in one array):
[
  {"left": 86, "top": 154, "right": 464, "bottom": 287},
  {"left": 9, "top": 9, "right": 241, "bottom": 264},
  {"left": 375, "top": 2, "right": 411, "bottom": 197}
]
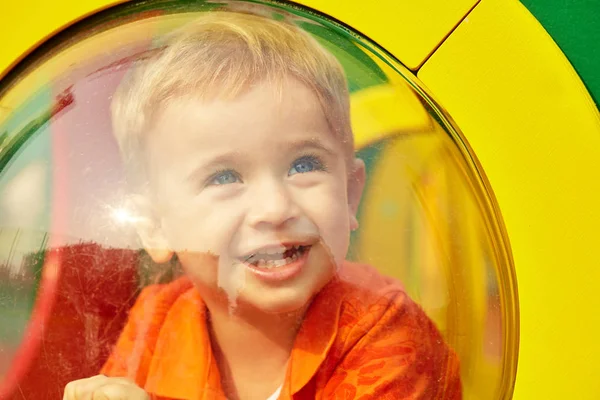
[{"left": 2, "top": 0, "right": 600, "bottom": 399}]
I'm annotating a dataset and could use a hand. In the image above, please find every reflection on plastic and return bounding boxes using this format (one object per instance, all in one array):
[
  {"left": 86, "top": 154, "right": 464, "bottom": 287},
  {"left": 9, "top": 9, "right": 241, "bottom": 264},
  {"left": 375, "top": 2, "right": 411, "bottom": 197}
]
[{"left": 0, "top": 1, "right": 516, "bottom": 399}]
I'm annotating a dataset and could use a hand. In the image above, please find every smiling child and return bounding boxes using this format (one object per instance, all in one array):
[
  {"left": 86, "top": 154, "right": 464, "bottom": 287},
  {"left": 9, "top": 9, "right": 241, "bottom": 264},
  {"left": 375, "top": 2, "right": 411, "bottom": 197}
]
[{"left": 63, "top": 10, "right": 461, "bottom": 400}]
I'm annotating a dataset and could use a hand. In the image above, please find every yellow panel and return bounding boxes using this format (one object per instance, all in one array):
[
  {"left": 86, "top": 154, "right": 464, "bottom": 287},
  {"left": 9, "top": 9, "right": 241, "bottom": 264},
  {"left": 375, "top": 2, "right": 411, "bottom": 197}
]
[
  {"left": 297, "top": 0, "right": 479, "bottom": 70},
  {"left": 0, "top": 0, "right": 125, "bottom": 81},
  {"left": 419, "top": 0, "right": 600, "bottom": 398},
  {"left": 0, "top": 0, "right": 479, "bottom": 78},
  {"left": 350, "top": 83, "right": 433, "bottom": 148},
  {"left": 0, "top": 13, "right": 205, "bottom": 123},
  {"left": 356, "top": 126, "right": 508, "bottom": 398}
]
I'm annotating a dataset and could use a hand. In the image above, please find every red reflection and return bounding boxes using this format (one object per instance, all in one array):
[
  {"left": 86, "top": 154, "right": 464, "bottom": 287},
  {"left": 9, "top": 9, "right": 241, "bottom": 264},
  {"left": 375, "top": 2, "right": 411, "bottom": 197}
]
[{"left": 2, "top": 243, "right": 139, "bottom": 399}]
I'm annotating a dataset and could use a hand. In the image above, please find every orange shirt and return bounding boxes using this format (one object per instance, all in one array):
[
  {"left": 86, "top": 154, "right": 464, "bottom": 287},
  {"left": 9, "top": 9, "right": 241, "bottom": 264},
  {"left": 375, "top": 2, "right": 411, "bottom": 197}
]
[{"left": 101, "top": 262, "right": 461, "bottom": 399}]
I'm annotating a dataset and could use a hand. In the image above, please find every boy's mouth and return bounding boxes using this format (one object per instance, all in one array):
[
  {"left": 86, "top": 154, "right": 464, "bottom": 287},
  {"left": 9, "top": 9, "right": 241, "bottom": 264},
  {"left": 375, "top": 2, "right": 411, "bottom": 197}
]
[{"left": 242, "top": 245, "right": 311, "bottom": 269}]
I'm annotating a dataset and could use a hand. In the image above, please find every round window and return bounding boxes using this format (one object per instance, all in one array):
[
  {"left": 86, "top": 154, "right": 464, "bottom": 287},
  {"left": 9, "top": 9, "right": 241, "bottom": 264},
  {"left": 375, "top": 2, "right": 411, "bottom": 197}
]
[{"left": 0, "top": 1, "right": 517, "bottom": 399}]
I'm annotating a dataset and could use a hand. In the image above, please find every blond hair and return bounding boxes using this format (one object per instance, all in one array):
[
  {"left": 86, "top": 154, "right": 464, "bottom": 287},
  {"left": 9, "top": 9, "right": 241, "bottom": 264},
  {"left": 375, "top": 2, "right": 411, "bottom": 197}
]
[{"left": 111, "top": 11, "right": 353, "bottom": 190}]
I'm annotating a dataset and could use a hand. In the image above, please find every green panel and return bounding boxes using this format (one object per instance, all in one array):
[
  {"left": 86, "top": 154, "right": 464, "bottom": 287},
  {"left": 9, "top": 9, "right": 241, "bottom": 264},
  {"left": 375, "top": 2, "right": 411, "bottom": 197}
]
[{"left": 520, "top": 0, "right": 600, "bottom": 106}]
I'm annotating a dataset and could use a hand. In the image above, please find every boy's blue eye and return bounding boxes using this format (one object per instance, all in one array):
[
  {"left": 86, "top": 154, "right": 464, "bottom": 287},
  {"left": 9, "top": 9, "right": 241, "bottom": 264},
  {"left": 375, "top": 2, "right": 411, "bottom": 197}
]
[
  {"left": 289, "top": 155, "right": 324, "bottom": 176},
  {"left": 209, "top": 170, "right": 240, "bottom": 185}
]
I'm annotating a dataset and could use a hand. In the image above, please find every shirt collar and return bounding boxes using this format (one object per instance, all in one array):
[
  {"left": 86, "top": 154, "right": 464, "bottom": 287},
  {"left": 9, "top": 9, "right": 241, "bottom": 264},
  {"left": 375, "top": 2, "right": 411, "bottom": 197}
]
[
  {"left": 144, "top": 276, "right": 345, "bottom": 399},
  {"left": 287, "top": 277, "right": 344, "bottom": 394},
  {"left": 145, "top": 287, "right": 223, "bottom": 400}
]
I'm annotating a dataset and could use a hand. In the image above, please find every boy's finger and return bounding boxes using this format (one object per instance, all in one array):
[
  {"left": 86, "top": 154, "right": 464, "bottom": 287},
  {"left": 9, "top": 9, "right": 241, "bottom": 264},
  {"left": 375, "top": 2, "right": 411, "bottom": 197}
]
[
  {"left": 109, "top": 376, "right": 138, "bottom": 386},
  {"left": 91, "top": 382, "right": 149, "bottom": 400},
  {"left": 63, "top": 375, "right": 109, "bottom": 400}
]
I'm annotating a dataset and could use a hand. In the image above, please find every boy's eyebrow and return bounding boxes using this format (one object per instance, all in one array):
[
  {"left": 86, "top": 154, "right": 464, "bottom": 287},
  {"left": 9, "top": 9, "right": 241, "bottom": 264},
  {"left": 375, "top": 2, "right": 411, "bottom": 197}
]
[{"left": 286, "top": 138, "right": 338, "bottom": 157}]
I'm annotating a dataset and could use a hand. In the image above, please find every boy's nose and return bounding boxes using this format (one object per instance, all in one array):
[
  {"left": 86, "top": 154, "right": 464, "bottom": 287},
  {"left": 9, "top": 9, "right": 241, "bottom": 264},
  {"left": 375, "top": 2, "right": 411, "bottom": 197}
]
[{"left": 247, "top": 180, "right": 299, "bottom": 229}]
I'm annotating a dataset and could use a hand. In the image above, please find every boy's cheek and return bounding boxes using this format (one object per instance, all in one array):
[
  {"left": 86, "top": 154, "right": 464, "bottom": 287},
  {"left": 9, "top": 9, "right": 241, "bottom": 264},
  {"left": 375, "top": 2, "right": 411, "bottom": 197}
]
[
  {"left": 320, "top": 212, "right": 352, "bottom": 265},
  {"left": 322, "top": 234, "right": 350, "bottom": 268},
  {"left": 177, "top": 251, "right": 221, "bottom": 288},
  {"left": 160, "top": 208, "right": 241, "bottom": 251}
]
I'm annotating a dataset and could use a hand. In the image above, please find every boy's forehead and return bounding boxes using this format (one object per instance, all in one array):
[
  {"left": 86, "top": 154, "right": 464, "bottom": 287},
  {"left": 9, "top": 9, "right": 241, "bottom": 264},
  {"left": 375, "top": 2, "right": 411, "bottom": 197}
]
[
  {"left": 143, "top": 93, "right": 354, "bottom": 175},
  {"left": 153, "top": 78, "right": 327, "bottom": 132},
  {"left": 145, "top": 77, "right": 353, "bottom": 161}
]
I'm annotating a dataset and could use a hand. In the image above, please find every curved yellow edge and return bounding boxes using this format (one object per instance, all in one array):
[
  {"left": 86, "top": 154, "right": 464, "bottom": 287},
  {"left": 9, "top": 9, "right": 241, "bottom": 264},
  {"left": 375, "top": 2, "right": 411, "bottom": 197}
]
[
  {"left": 295, "top": 0, "right": 479, "bottom": 70},
  {"left": 0, "top": 0, "right": 476, "bottom": 77},
  {"left": 418, "top": 0, "right": 600, "bottom": 399},
  {"left": 0, "top": 1, "right": 127, "bottom": 81},
  {"left": 350, "top": 83, "right": 433, "bottom": 148}
]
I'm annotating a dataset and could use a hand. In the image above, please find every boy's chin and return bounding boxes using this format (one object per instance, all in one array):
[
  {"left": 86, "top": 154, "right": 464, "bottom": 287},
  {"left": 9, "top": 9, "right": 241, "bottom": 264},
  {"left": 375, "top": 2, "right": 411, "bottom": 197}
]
[{"left": 235, "top": 287, "right": 317, "bottom": 316}]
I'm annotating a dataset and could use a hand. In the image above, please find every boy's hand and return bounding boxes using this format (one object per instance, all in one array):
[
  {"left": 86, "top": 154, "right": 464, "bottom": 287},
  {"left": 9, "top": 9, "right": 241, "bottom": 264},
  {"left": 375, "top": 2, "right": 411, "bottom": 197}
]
[{"left": 63, "top": 375, "right": 149, "bottom": 400}]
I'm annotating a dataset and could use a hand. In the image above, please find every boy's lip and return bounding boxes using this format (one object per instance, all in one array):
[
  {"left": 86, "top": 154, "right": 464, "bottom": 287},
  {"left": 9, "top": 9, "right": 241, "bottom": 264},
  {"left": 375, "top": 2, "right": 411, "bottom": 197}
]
[
  {"left": 242, "top": 245, "right": 312, "bottom": 283},
  {"left": 238, "top": 238, "right": 318, "bottom": 261}
]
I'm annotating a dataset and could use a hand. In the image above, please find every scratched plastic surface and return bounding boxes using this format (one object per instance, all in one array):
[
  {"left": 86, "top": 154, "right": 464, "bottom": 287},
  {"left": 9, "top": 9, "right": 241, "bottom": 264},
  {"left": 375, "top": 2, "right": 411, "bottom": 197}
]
[{"left": 0, "top": 1, "right": 516, "bottom": 399}]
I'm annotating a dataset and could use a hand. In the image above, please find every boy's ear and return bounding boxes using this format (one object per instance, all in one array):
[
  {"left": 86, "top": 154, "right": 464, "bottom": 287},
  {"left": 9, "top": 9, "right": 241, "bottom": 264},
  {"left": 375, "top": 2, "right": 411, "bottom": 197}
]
[
  {"left": 347, "top": 158, "right": 366, "bottom": 231},
  {"left": 130, "top": 194, "right": 174, "bottom": 264}
]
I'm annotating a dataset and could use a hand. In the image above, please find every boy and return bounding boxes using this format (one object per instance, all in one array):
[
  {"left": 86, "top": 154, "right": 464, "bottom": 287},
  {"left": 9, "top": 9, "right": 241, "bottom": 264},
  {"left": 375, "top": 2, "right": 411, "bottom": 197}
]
[{"left": 63, "top": 10, "right": 461, "bottom": 400}]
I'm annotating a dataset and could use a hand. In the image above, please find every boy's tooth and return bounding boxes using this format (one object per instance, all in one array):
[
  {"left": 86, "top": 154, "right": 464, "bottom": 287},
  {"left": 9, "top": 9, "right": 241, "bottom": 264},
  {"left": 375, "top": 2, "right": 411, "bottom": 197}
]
[
  {"left": 252, "top": 254, "right": 299, "bottom": 269},
  {"left": 273, "top": 259, "right": 286, "bottom": 267},
  {"left": 266, "top": 248, "right": 284, "bottom": 256}
]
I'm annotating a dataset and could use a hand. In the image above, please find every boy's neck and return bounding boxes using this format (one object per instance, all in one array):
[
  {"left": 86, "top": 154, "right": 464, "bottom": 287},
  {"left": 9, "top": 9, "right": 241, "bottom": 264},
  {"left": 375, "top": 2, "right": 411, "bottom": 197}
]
[{"left": 205, "top": 300, "right": 308, "bottom": 400}]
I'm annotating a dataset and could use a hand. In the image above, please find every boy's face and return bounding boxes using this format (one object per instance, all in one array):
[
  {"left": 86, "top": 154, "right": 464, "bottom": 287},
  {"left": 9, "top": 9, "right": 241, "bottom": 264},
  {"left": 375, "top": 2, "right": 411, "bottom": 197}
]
[{"left": 140, "top": 77, "right": 365, "bottom": 314}]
